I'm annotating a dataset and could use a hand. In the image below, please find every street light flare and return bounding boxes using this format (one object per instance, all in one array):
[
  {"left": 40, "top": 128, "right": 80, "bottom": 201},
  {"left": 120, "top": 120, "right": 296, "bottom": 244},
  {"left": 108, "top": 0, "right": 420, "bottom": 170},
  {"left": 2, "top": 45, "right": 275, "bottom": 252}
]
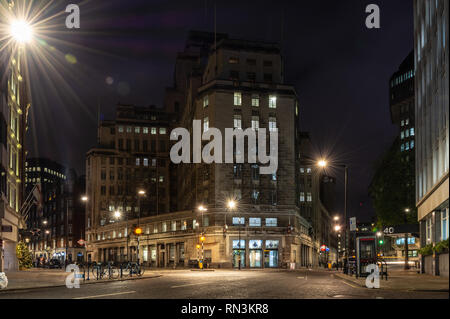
[
  {"left": 318, "top": 159, "right": 327, "bottom": 168},
  {"left": 227, "top": 200, "right": 236, "bottom": 210},
  {"left": 10, "top": 19, "right": 33, "bottom": 43}
]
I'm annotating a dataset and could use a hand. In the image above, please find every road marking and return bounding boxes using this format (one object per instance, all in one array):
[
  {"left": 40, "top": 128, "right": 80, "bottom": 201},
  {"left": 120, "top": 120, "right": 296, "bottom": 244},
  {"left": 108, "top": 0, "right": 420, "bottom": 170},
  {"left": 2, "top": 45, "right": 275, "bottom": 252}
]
[
  {"left": 171, "top": 282, "right": 211, "bottom": 288},
  {"left": 73, "top": 291, "right": 136, "bottom": 299},
  {"left": 341, "top": 281, "right": 360, "bottom": 289},
  {"left": 297, "top": 276, "right": 305, "bottom": 279}
]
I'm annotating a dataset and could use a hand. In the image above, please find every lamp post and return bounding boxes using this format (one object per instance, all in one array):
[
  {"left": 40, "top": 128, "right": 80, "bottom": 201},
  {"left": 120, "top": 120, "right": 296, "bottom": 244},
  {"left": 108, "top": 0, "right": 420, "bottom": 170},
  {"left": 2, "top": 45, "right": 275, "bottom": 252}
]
[
  {"left": 228, "top": 200, "right": 240, "bottom": 269},
  {"left": 198, "top": 206, "right": 207, "bottom": 267},
  {"left": 317, "top": 160, "right": 349, "bottom": 271},
  {"left": 404, "top": 208, "right": 411, "bottom": 270},
  {"left": 137, "top": 190, "right": 146, "bottom": 265}
]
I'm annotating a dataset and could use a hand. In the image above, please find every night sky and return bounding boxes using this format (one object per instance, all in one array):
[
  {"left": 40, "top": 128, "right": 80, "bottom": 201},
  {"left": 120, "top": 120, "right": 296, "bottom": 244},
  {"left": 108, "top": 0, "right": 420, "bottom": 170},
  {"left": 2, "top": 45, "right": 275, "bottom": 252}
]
[{"left": 25, "top": 0, "right": 414, "bottom": 222}]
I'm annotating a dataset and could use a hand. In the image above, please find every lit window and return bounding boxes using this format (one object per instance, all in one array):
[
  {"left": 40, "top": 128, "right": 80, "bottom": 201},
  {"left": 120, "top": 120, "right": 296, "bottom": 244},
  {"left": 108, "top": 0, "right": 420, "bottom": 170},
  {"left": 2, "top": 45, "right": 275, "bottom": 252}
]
[
  {"left": 266, "top": 218, "right": 277, "bottom": 227},
  {"left": 405, "top": 118, "right": 409, "bottom": 125},
  {"left": 229, "top": 57, "right": 239, "bottom": 64},
  {"left": 410, "top": 140, "right": 415, "bottom": 149},
  {"left": 143, "top": 127, "right": 149, "bottom": 134},
  {"left": 118, "top": 126, "right": 124, "bottom": 133},
  {"left": 251, "top": 116, "right": 259, "bottom": 131},
  {"left": 401, "top": 120, "right": 404, "bottom": 127},
  {"left": 232, "top": 217, "right": 245, "bottom": 225},
  {"left": 269, "top": 117, "right": 277, "bottom": 132},
  {"left": 300, "top": 192, "right": 305, "bottom": 202},
  {"left": 300, "top": 167, "right": 305, "bottom": 173},
  {"left": 410, "top": 128, "right": 415, "bottom": 136},
  {"left": 401, "top": 144, "right": 405, "bottom": 152},
  {"left": 249, "top": 218, "right": 261, "bottom": 227},
  {"left": 252, "top": 94, "right": 260, "bottom": 107},
  {"left": 306, "top": 168, "right": 311, "bottom": 174},
  {"left": 159, "top": 128, "right": 166, "bottom": 135},
  {"left": 234, "top": 92, "right": 242, "bottom": 106},
  {"left": 233, "top": 115, "right": 242, "bottom": 129},
  {"left": 135, "top": 127, "right": 140, "bottom": 134},
  {"left": 307, "top": 192, "right": 312, "bottom": 202},
  {"left": 143, "top": 158, "right": 149, "bottom": 167},
  {"left": 151, "top": 127, "right": 157, "bottom": 135},
  {"left": 269, "top": 95, "right": 277, "bottom": 108},
  {"left": 126, "top": 126, "right": 132, "bottom": 133},
  {"left": 136, "top": 158, "right": 140, "bottom": 166},
  {"left": 203, "top": 117, "right": 209, "bottom": 132},
  {"left": 401, "top": 131, "right": 405, "bottom": 139},
  {"left": 442, "top": 209, "right": 449, "bottom": 241},
  {"left": 203, "top": 95, "right": 209, "bottom": 108}
]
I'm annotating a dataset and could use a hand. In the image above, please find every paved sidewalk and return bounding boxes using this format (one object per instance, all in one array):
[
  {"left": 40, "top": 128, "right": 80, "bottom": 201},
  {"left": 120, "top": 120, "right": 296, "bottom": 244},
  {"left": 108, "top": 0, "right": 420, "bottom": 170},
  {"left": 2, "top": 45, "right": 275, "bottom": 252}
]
[
  {"left": 334, "top": 268, "right": 449, "bottom": 292},
  {"left": 0, "top": 268, "right": 161, "bottom": 292}
]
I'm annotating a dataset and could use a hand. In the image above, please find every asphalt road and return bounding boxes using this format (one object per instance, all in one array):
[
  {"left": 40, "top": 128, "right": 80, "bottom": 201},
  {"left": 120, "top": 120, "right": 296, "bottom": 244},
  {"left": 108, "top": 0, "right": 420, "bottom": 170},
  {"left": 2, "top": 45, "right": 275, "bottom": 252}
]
[{"left": 0, "top": 269, "right": 448, "bottom": 299}]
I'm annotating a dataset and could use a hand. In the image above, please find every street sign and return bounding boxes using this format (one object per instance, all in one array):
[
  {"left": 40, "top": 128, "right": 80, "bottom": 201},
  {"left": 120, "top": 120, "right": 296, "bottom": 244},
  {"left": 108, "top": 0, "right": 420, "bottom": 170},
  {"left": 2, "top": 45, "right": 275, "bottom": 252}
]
[
  {"left": 77, "top": 239, "right": 86, "bottom": 246},
  {"left": 349, "top": 217, "right": 356, "bottom": 231},
  {"left": 1, "top": 226, "right": 12, "bottom": 233},
  {"left": 383, "top": 224, "right": 419, "bottom": 235}
]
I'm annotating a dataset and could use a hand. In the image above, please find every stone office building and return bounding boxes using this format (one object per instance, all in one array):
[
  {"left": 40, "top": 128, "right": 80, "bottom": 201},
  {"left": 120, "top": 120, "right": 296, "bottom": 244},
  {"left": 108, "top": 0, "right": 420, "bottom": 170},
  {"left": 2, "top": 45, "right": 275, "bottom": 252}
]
[
  {"left": 0, "top": 26, "right": 29, "bottom": 271},
  {"left": 85, "top": 32, "right": 321, "bottom": 269},
  {"left": 413, "top": 0, "right": 449, "bottom": 277}
]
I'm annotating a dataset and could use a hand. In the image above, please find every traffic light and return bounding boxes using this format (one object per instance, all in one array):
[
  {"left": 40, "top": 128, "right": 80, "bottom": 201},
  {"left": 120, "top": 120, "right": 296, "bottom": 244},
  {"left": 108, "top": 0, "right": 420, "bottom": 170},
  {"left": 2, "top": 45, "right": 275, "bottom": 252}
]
[
  {"left": 196, "top": 244, "right": 201, "bottom": 249},
  {"left": 134, "top": 227, "right": 143, "bottom": 236},
  {"left": 378, "top": 239, "right": 384, "bottom": 245},
  {"left": 200, "top": 235, "right": 206, "bottom": 242}
]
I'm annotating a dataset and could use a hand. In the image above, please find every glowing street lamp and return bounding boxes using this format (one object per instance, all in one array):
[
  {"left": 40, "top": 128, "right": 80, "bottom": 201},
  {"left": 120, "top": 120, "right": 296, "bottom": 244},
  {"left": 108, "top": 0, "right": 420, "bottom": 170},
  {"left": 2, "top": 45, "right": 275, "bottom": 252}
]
[
  {"left": 227, "top": 200, "right": 236, "bottom": 210},
  {"left": 81, "top": 196, "right": 88, "bottom": 202},
  {"left": 334, "top": 225, "right": 341, "bottom": 232},
  {"left": 10, "top": 19, "right": 33, "bottom": 44},
  {"left": 114, "top": 211, "right": 121, "bottom": 219},
  {"left": 334, "top": 216, "right": 339, "bottom": 221},
  {"left": 317, "top": 160, "right": 327, "bottom": 168}
]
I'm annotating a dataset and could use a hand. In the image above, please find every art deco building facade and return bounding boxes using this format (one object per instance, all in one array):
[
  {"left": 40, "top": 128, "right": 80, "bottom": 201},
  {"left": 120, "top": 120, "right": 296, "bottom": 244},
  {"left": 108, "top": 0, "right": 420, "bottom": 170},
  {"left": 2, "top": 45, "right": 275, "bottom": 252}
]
[
  {"left": 85, "top": 32, "right": 328, "bottom": 269},
  {"left": 413, "top": 0, "right": 449, "bottom": 276}
]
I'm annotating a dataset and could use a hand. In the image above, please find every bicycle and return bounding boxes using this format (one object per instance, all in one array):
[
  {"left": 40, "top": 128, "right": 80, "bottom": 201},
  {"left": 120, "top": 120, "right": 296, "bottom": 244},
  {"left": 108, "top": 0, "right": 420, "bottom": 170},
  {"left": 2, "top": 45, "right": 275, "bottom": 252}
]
[
  {"left": 92, "top": 262, "right": 119, "bottom": 280},
  {"left": 122, "top": 261, "right": 145, "bottom": 277}
]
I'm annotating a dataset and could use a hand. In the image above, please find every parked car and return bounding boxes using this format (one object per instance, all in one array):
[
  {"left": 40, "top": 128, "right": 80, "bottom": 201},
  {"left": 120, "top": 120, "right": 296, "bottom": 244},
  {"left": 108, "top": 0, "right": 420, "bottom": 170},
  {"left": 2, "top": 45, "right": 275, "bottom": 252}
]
[{"left": 47, "top": 259, "right": 63, "bottom": 269}]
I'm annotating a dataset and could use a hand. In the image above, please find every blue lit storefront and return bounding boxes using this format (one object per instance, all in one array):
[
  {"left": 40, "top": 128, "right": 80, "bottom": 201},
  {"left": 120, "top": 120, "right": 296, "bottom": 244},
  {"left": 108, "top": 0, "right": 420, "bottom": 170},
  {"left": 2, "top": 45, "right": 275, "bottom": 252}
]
[{"left": 232, "top": 239, "right": 280, "bottom": 268}]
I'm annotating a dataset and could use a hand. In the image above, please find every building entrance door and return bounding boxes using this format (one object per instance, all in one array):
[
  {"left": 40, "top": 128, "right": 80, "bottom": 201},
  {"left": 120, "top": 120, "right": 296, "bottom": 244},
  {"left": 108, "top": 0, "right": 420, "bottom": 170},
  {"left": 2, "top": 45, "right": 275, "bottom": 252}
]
[
  {"left": 264, "top": 250, "right": 278, "bottom": 268},
  {"left": 249, "top": 250, "right": 262, "bottom": 268},
  {"left": 159, "top": 252, "right": 165, "bottom": 268},
  {"left": 233, "top": 250, "right": 245, "bottom": 268}
]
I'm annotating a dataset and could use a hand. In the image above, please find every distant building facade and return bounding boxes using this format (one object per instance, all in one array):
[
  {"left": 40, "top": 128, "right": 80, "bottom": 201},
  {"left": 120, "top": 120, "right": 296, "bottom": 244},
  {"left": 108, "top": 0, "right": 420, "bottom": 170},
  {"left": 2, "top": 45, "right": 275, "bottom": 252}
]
[
  {"left": 25, "top": 158, "right": 86, "bottom": 263},
  {"left": 413, "top": 0, "right": 449, "bottom": 276},
  {"left": 85, "top": 31, "right": 336, "bottom": 269}
]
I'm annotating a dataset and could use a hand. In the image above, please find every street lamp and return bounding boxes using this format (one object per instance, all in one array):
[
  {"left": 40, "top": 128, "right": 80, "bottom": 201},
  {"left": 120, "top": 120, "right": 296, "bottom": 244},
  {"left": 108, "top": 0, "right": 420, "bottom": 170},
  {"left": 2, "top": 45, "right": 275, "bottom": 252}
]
[
  {"left": 81, "top": 196, "right": 88, "bottom": 202},
  {"left": 114, "top": 211, "right": 121, "bottom": 220},
  {"left": 10, "top": 19, "right": 33, "bottom": 44},
  {"left": 334, "top": 225, "right": 341, "bottom": 232},
  {"left": 228, "top": 200, "right": 242, "bottom": 270}
]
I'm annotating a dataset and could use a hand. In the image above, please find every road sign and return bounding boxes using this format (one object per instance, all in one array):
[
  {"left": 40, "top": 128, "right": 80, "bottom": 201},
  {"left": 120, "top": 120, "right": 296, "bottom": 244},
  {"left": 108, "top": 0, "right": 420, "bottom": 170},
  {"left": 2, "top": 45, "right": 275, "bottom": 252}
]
[
  {"left": 77, "top": 239, "right": 86, "bottom": 246},
  {"left": 349, "top": 217, "right": 356, "bottom": 231},
  {"left": 1, "top": 226, "right": 12, "bottom": 233}
]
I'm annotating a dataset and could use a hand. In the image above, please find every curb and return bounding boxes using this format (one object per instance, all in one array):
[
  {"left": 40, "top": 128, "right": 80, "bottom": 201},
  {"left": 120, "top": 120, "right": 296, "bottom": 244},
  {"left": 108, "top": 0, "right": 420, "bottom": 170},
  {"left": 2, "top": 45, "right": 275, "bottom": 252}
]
[
  {"left": 0, "top": 274, "right": 162, "bottom": 294},
  {"left": 333, "top": 273, "right": 449, "bottom": 292},
  {"left": 190, "top": 269, "right": 215, "bottom": 272}
]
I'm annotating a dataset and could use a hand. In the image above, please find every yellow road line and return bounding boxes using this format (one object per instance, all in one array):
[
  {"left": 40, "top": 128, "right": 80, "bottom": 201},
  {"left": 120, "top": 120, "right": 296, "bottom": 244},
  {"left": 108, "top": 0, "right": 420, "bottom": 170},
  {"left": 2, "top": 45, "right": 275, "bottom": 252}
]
[{"left": 73, "top": 291, "right": 136, "bottom": 299}]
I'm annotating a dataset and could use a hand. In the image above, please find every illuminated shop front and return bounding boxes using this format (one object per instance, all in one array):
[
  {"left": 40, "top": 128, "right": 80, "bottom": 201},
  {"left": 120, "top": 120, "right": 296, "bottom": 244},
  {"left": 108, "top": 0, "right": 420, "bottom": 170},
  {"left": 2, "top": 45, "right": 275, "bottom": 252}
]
[{"left": 232, "top": 240, "right": 245, "bottom": 268}]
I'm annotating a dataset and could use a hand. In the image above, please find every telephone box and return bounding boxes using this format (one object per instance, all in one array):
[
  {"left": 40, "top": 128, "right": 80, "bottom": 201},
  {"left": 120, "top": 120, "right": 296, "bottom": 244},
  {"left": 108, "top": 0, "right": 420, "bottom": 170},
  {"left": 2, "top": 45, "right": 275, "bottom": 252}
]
[{"left": 356, "top": 236, "right": 377, "bottom": 277}]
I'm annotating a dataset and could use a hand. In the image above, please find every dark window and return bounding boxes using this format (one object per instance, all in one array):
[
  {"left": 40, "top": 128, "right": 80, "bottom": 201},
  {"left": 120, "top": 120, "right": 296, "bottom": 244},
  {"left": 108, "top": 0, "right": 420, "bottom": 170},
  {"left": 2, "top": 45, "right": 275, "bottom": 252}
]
[
  {"left": 134, "top": 139, "right": 140, "bottom": 151},
  {"left": 264, "top": 73, "right": 273, "bottom": 82},
  {"left": 143, "top": 140, "right": 148, "bottom": 152},
  {"left": 247, "top": 72, "right": 256, "bottom": 81},
  {"left": 247, "top": 59, "right": 256, "bottom": 66},
  {"left": 230, "top": 70, "right": 239, "bottom": 80},
  {"left": 263, "top": 60, "right": 273, "bottom": 67}
]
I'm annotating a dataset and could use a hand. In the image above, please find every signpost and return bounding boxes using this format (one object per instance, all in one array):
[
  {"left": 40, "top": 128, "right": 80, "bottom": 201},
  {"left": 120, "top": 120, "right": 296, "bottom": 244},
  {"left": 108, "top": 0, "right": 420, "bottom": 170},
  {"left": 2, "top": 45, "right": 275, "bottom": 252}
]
[{"left": 349, "top": 217, "right": 356, "bottom": 232}]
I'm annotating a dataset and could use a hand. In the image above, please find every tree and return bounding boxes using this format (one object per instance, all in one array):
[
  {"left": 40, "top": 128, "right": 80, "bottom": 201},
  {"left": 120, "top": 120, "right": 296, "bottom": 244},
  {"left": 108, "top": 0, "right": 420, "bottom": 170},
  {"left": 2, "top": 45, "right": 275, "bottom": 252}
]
[
  {"left": 369, "top": 137, "right": 417, "bottom": 228},
  {"left": 16, "top": 241, "right": 33, "bottom": 270}
]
